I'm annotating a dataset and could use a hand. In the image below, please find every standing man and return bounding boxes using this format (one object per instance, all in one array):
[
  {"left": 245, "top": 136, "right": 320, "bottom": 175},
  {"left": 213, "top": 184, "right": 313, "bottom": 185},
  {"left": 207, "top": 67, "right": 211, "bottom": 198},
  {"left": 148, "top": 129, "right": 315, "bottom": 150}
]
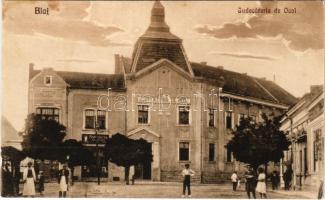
[
  {"left": 245, "top": 167, "right": 257, "bottom": 199},
  {"left": 2, "top": 162, "right": 14, "bottom": 197},
  {"left": 231, "top": 171, "right": 239, "bottom": 191},
  {"left": 58, "top": 164, "right": 70, "bottom": 198},
  {"left": 181, "top": 163, "right": 195, "bottom": 198}
]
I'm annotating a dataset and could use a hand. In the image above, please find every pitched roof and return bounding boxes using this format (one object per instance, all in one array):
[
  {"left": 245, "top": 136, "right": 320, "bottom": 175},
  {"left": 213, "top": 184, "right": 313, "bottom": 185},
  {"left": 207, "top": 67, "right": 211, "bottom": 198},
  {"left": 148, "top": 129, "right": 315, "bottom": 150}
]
[
  {"left": 132, "top": 40, "right": 190, "bottom": 73},
  {"left": 191, "top": 62, "right": 297, "bottom": 106},
  {"left": 30, "top": 69, "right": 125, "bottom": 90}
]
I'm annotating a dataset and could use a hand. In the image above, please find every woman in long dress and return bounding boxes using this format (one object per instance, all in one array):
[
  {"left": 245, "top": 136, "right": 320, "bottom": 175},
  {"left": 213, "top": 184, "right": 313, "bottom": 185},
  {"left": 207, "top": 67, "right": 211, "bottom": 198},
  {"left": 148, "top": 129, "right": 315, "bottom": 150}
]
[
  {"left": 58, "top": 164, "right": 70, "bottom": 198},
  {"left": 23, "top": 162, "right": 36, "bottom": 197},
  {"left": 256, "top": 167, "right": 267, "bottom": 198}
]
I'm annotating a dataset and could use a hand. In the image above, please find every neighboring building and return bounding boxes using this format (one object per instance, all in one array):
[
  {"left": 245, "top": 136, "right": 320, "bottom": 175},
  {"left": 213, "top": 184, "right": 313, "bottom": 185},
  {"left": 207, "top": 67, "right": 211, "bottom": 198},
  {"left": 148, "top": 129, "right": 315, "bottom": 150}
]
[
  {"left": 1, "top": 116, "right": 23, "bottom": 150},
  {"left": 281, "top": 85, "right": 323, "bottom": 190},
  {"left": 27, "top": 1, "right": 297, "bottom": 183}
]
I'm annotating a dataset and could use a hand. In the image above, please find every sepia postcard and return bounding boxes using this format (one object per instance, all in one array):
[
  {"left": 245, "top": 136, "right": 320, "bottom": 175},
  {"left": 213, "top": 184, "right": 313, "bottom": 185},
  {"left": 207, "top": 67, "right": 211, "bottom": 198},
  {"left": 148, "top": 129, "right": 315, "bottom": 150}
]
[{"left": 1, "top": 0, "right": 324, "bottom": 198}]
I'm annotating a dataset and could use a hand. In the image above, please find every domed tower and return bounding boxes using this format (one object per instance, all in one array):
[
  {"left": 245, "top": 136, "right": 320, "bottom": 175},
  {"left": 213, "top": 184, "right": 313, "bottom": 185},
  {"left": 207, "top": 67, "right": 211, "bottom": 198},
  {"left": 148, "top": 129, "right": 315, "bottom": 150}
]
[{"left": 130, "top": 1, "right": 193, "bottom": 76}]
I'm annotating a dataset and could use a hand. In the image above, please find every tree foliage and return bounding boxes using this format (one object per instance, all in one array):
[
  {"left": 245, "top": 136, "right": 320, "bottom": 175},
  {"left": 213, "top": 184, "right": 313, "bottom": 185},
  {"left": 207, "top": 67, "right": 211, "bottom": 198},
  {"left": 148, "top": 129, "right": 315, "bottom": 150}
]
[
  {"left": 62, "top": 139, "right": 95, "bottom": 168},
  {"left": 225, "top": 113, "right": 290, "bottom": 170},
  {"left": 22, "top": 114, "right": 94, "bottom": 167},
  {"left": 104, "top": 133, "right": 153, "bottom": 184},
  {"left": 22, "top": 114, "right": 66, "bottom": 161}
]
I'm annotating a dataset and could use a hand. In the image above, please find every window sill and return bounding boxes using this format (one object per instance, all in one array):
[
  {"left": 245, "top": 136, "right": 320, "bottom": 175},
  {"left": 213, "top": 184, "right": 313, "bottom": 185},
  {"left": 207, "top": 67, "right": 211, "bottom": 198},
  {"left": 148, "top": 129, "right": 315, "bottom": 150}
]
[
  {"left": 82, "top": 129, "right": 108, "bottom": 132},
  {"left": 208, "top": 161, "right": 216, "bottom": 164},
  {"left": 137, "top": 123, "right": 151, "bottom": 126},
  {"left": 178, "top": 160, "right": 190, "bottom": 163},
  {"left": 208, "top": 126, "right": 217, "bottom": 129},
  {"left": 177, "top": 124, "right": 191, "bottom": 127}
]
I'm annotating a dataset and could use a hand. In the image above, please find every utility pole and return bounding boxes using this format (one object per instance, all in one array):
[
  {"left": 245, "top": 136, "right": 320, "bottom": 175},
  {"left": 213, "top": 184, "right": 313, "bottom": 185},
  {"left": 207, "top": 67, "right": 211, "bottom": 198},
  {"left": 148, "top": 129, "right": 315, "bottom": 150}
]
[{"left": 95, "top": 122, "right": 100, "bottom": 185}]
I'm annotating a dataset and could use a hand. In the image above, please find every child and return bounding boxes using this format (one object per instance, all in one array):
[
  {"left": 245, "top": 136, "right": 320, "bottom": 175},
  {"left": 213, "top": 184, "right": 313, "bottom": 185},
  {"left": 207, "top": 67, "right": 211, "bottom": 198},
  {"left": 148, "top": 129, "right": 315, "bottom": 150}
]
[{"left": 38, "top": 171, "right": 45, "bottom": 196}]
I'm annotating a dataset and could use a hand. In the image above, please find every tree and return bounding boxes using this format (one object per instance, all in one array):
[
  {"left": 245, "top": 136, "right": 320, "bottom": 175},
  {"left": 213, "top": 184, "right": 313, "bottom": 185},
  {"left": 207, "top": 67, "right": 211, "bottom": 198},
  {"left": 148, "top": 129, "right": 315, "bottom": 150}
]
[
  {"left": 22, "top": 114, "right": 66, "bottom": 161},
  {"left": 62, "top": 139, "right": 95, "bottom": 184},
  {"left": 104, "top": 133, "right": 153, "bottom": 184},
  {"left": 225, "top": 113, "right": 290, "bottom": 172}
]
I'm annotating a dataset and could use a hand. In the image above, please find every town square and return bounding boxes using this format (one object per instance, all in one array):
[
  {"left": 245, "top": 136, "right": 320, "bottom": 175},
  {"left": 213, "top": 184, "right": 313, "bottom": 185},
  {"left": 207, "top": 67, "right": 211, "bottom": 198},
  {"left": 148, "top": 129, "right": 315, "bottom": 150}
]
[{"left": 2, "top": 0, "right": 324, "bottom": 198}]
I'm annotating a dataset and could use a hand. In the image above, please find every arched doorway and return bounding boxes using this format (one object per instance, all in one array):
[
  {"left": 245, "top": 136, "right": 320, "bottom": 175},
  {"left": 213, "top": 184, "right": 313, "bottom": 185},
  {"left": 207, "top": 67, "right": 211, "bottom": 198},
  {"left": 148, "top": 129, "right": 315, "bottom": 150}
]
[{"left": 127, "top": 127, "right": 160, "bottom": 181}]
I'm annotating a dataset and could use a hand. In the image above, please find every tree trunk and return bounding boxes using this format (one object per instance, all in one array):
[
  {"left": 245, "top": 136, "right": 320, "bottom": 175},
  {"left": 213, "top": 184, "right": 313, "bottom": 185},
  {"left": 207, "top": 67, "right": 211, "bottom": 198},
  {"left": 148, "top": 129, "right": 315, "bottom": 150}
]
[
  {"left": 264, "top": 162, "right": 268, "bottom": 183},
  {"left": 71, "top": 167, "right": 74, "bottom": 186},
  {"left": 125, "top": 166, "right": 130, "bottom": 185}
]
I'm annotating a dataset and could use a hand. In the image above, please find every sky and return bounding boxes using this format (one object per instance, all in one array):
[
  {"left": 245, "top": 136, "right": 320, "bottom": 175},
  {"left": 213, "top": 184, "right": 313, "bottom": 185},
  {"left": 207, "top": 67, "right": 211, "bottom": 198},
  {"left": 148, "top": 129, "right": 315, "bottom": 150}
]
[{"left": 2, "top": 1, "right": 324, "bottom": 131}]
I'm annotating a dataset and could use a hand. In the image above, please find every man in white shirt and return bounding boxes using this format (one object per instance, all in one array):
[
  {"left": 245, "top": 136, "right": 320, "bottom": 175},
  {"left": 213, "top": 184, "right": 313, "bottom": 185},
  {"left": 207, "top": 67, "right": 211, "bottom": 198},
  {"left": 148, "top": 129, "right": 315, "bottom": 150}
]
[
  {"left": 231, "top": 171, "right": 238, "bottom": 191},
  {"left": 182, "top": 164, "right": 195, "bottom": 197}
]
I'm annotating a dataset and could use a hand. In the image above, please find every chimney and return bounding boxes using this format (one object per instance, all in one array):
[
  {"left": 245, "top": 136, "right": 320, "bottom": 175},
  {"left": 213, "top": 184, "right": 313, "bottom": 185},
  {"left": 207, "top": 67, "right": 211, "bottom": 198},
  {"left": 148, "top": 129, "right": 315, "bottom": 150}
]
[
  {"left": 310, "top": 85, "right": 323, "bottom": 95},
  {"left": 29, "top": 63, "right": 34, "bottom": 80},
  {"left": 200, "top": 61, "right": 207, "bottom": 65},
  {"left": 217, "top": 66, "right": 224, "bottom": 70},
  {"left": 114, "top": 54, "right": 123, "bottom": 74}
]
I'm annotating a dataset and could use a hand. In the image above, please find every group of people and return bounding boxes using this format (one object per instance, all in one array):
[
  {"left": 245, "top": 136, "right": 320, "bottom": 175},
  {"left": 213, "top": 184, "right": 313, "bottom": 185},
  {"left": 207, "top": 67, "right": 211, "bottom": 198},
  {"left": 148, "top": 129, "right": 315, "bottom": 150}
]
[
  {"left": 2, "top": 161, "right": 71, "bottom": 197},
  {"left": 231, "top": 167, "right": 282, "bottom": 199}
]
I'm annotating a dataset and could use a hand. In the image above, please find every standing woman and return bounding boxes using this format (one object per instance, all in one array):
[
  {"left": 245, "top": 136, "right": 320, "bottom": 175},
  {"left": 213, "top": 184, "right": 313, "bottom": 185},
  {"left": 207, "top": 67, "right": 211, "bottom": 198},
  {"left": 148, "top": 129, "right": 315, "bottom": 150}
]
[
  {"left": 255, "top": 168, "right": 267, "bottom": 199},
  {"left": 23, "top": 162, "right": 36, "bottom": 197},
  {"left": 58, "top": 164, "right": 70, "bottom": 198}
]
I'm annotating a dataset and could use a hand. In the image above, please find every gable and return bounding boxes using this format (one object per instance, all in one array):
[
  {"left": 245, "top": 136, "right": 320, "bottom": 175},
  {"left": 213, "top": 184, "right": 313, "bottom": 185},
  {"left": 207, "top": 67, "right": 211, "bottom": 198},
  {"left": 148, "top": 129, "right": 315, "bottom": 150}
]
[{"left": 30, "top": 68, "right": 67, "bottom": 88}]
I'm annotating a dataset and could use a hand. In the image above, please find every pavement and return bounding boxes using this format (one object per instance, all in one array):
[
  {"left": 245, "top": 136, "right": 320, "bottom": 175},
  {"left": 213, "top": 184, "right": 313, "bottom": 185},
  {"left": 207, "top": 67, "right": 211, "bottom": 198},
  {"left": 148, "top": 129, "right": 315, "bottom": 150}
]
[{"left": 17, "top": 181, "right": 318, "bottom": 198}]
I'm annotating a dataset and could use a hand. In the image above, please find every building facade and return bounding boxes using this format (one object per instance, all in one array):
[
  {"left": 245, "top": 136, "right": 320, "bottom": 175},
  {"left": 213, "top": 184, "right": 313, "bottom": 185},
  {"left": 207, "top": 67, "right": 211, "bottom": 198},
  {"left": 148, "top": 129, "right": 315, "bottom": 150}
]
[
  {"left": 27, "top": 1, "right": 297, "bottom": 183},
  {"left": 281, "top": 85, "right": 323, "bottom": 190}
]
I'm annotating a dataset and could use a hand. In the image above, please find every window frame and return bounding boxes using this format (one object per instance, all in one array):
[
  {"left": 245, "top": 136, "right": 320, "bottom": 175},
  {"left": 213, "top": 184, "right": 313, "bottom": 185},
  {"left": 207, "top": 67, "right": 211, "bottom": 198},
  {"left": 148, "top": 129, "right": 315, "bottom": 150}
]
[
  {"left": 178, "top": 141, "right": 190, "bottom": 161},
  {"left": 177, "top": 105, "right": 191, "bottom": 126},
  {"left": 35, "top": 107, "right": 60, "bottom": 122},
  {"left": 226, "top": 148, "right": 233, "bottom": 163},
  {"left": 137, "top": 104, "right": 150, "bottom": 125},
  {"left": 208, "top": 108, "right": 216, "bottom": 127},
  {"left": 225, "top": 111, "right": 233, "bottom": 129},
  {"left": 83, "top": 108, "right": 108, "bottom": 130},
  {"left": 208, "top": 143, "right": 215, "bottom": 162},
  {"left": 44, "top": 75, "right": 52, "bottom": 86}
]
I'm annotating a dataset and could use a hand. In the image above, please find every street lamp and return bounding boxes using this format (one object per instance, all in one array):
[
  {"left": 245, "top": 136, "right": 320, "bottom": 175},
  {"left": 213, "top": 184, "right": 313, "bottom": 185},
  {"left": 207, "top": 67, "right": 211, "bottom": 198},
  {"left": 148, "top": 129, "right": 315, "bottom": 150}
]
[{"left": 95, "top": 122, "right": 101, "bottom": 185}]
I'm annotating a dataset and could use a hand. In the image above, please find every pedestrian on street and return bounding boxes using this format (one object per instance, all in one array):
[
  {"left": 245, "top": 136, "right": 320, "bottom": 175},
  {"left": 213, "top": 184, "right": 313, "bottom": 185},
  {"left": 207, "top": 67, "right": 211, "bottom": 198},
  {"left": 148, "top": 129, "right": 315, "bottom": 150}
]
[
  {"left": 23, "top": 162, "right": 36, "bottom": 197},
  {"left": 181, "top": 163, "right": 195, "bottom": 198},
  {"left": 270, "top": 170, "right": 279, "bottom": 190},
  {"left": 2, "top": 162, "right": 14, "bottom": 197},
  {"left": 58, "top": 164, "right": 70, "bottom": 198},
  {"left": 256, "top": 167, "right": 267, "bottom": 199},
  {"left": 38, "top": 170, "right": 45, "bottom": 196},
  {"left": 245, "top": 167, "right": 256, "bottom": 199},
  {"left": 231, "top": 171, "right": 238, "bottom": 191},
  {"left": 283, "top": 167, "right": 293, "bottom": 190}
]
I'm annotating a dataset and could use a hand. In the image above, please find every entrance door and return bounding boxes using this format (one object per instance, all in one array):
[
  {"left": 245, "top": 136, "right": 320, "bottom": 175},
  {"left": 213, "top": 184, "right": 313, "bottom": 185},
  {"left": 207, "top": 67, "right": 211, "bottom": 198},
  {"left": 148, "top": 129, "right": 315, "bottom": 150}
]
[{"left": 134, "top": 143, "right": 152, "bottom": 180}]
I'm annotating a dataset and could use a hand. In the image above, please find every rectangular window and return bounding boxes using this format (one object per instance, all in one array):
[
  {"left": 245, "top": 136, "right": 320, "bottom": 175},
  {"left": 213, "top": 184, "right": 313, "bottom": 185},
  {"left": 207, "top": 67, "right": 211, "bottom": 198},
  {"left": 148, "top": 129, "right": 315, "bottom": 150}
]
[
  {"left": 226, "top": 149, "right": 232, "bottom": 162},
  {"left": 209, "top": 143, "right": 215, "bottom": 161},
  {"left": 179, "top": 106, "right": 190, "bottom": 125},
  {"left": 138, "top": 105, "right": 149, "bottom": 124},
  {"left": 97, "top": 110, "right": 106, "bottom": 129},
  {"left": 44, "top": 76, "right": 52, "bottom": 85},
  {"left": 238, "top": 113, "right": 248, "bottom": 125},
  {"left": 179, "top": 142, "right": 189, "bottom": 161},
  {"left": 85, "top": 109, "right": 95, "bottom": 129},
  {"left": 208, "top": 109, "right": 215, "bottom": 127},
  {"left": 226, "top": 111, "right": 232, "bottom": 129},
  {"left": 36, "top": 107, "right": 60, "bottom": 122}
]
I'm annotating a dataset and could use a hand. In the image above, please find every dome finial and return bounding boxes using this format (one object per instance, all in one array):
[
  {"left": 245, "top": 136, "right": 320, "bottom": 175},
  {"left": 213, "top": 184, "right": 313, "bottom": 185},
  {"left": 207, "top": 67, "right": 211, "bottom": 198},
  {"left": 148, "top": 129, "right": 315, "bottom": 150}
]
[{"left": 148, "top": 0, "right": 169, "bottom": 33}]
